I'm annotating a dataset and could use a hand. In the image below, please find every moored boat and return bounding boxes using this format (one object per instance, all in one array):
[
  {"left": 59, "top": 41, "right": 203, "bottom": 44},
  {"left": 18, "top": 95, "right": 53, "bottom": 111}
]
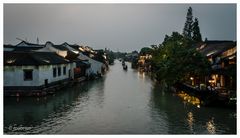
[{"left": 123, "top": 65, "right": 128, "bottom": 70}]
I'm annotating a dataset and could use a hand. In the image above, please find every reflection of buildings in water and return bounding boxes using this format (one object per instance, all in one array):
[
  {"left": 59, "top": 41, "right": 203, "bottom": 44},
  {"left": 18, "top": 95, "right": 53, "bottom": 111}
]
[
  {"left": 4, "top": 79, "right": 106, "bottom": 127},
  {"left": 138, "top": 71, "right": 145, "bottom": 80},
  {"left": 91, "top": 78, "right": 106, "bottom": 108},
  {"left": 187, "top": 112, "right": 194, "bottom": 132},
  {"left": 206, "top": 117, "right": 216, "bottom": 134},
  {"left": 177, "top": 91, "right": 201, "bottom": 108}
]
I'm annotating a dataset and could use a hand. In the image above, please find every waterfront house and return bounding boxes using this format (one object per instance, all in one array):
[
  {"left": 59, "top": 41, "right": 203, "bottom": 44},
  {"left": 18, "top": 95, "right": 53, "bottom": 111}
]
[
  {"left": 77, "top": 52, "right": 106, "bottom": 77},
  {"left": 4, "top": 41, "right": 45, "bottom": 52},
  {"left": 36, "top": 41, "right": 92, "bottom": 79},
  {"left": 4, "top": 51, "right": 72, "bottom": 96},
  {"left": 35, "top": 42, "right": 76, "bottom": 78},
  {"left": 59, "top": 43, "right": 92, "bottom": 79},
  {"left": 69, "top": 45, "right": 107, "bottom": 77},
  {"left": 193, "top": 41, "right": 236, "bottom": 94},
  {"left": 138, "top": 54, "right": 152, "bottom": 72}
]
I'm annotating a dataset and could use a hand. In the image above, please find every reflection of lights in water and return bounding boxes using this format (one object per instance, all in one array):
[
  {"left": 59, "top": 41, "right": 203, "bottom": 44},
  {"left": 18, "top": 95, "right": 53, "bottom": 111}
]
[
  {"left": 16, "top": 97, "right": 20, "bottom": 102},
  {"left": 177, "top": 91, "right": 201, "bottom": 108},
  {"left": 138, "top": 71, "right": 145, "bottom": 79},
  {"left": 206, "top": 117, "right": 216, "bottom": 134},
  {"left": 187, "top": 112, "right": 194, "bottom": 131}
]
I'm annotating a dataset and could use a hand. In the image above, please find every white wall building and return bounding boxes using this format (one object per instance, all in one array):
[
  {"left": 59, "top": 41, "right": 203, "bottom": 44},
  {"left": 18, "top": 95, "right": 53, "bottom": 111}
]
[
  {"left": 78, "top": 53, "right": 106, "bottom": 76},
  {"left": 35, "top": 41, "right": 76, "bottom": 78},
  {"left": 4, "top": 51, "right": 72, "bottom": 89}
]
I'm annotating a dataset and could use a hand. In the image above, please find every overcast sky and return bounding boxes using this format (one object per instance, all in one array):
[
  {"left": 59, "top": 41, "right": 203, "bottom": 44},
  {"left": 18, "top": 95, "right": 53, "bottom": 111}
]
[{"left": 4, "top": 4, "right": 236, "bottom": 52}]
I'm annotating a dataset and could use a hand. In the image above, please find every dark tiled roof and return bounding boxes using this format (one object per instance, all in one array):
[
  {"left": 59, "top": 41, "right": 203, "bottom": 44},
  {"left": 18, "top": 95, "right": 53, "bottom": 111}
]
[
  {"left": 65, "top": 51, "right": 79, "bottom": 61},
  {"left": 69, "top": 45, "right": 81, "bottom": 51},
  {"left": 61, "top": 42, "right": 70, "bottom": 46},
  {"left": 51, "top": 44, "right": 69, "bottom": 51},
  {"left": 16, "top": 41, "right": 44, "bottom": 47},
  {"left": 75, "top": 59, "right": 91, "bottom": 68},
  {"left": 13, "top": 46, "right": 44, "bottom": 51},
  {"left": 4, "top": 51, "right": 69, "bottom": 66},
  {"left": 4, "top": 44, "right": 44, "bottom": 51},
  {"left": 198, "top": 41, "right": 236, "bottom": 57},
  {"left": 4, "top": 44, "right": 15, "bottom": 48}
]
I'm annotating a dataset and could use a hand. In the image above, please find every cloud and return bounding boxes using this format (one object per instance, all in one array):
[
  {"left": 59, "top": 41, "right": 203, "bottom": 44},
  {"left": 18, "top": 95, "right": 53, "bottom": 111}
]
[{"left": 4, "top": 4, "right": 236, "bottom": 52}]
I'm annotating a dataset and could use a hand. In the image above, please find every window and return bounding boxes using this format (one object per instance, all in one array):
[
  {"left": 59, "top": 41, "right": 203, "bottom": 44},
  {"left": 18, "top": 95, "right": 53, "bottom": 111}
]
[
  {"left": 24, "top": 69, "right": 33, "bottom": 81},
  {"left": 58, "top": 67, "right": 61, "bottom": 76},
  {"left": 63, "top": 66, "right": 66, "bottom": 75},
  {"left": 53, "top": 68, "right": 57, "bottom": 77}
]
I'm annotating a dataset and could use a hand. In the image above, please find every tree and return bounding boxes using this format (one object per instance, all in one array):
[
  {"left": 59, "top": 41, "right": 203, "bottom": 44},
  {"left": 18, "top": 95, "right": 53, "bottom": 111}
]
[
  {"left": 150, "top": 44, "right": 158, "bottom": 50},
  {"left": 151, "top": 32, "right": 210, "bottom": 86},
  {"left": 183, "top": 7, "right": 193, "bottom": 39},
  {"left": 182, "top": 7, "right": 203, "bottom": 44},
  {"left": 140, "top": 47, "right": 153, "bottom": 55},
  {"left": 192, "top": 18, "right": 202, "bottom": 43},
  {"left": 105, "top": 50, "right": 115, "bottom": 65}
]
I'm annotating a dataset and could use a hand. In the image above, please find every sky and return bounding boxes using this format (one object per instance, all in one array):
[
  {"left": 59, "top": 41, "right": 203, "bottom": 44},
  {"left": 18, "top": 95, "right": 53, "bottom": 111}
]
[{"left": 4, "top": 4, "right": 236, "bottom": 52}]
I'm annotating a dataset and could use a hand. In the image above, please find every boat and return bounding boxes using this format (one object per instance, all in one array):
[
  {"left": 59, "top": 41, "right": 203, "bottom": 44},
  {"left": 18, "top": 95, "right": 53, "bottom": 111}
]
[
  {"left": 123, "top": 65, "right": 128, "bottom": 70},
  {"left": 122, "top": 61, "right": 125, "bottom": 66}
]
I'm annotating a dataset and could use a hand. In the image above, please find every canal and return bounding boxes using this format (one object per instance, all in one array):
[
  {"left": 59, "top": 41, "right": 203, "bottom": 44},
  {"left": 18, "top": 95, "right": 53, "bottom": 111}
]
[{"left": 4, "top": 61, "right": 236, "bottom": 134}]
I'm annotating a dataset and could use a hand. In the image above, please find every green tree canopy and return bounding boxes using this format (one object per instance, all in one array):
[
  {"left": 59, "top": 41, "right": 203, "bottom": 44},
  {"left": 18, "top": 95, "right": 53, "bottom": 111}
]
[
  {"left": 192, "top": 18, "right": 202, "bottom": 43},
  {"left": 183, "top": 7, "right": 193, "bottom": 39},
  {"left": 182, "top": 7, "right": 202, "bottom": 43},
  {"left": 151, "top": 32, "right": 210, "bottom": 86},
  {"left": 140, "top": 47, "right": 153, "bottom": 55}
]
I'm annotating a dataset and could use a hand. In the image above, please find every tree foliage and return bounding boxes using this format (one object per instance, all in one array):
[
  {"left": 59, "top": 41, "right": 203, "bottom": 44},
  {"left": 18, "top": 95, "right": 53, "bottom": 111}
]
[
  {"left": 140, "top": 47, "right": 153, "bottom": 55},
  {"left": 151, "top": 32, "right": 210, "bottom": 86},
  {"left": 192, "top": 18, "right": 202, "bottom": 42},
  {"left": 183, "top": 7, "right": 202, "bottom": 43},
  {"left": 183, "top": 7, "right": 193, "bottom": 39},
  {"left": 105, "top": 50, "right": 115, "bottom": 65}
]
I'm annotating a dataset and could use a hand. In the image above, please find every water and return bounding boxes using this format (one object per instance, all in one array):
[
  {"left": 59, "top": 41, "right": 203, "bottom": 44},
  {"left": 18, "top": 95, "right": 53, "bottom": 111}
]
[{"left": 4, "top": 61, "right": 236, "bottom": 134}]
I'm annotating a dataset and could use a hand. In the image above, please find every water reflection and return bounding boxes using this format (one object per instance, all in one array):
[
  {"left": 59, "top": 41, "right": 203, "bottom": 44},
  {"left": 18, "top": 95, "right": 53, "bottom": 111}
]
[
  {"left": 187, "top": 112, "right": 194, "bottom": 133},
  {"left": 206, "top": 117, "right": 216, "bottom": 134},
  {"left": 150, "top": 84, "right": 190, "bottom": 134},
  {"left": 138, "top": 71, "right": 145, "bottom": 80},
  {"left": 177, "top": 91, "right": 201, "bottom": 108},
  {"left": 149, "top": 83, "right": 236, "bottom": 134},
  {"left": 4, "top": 78, "right": 106, "bottom": 134}
]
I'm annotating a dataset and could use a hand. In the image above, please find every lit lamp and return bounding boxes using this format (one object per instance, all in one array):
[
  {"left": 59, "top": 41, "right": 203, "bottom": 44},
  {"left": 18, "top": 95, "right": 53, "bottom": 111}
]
[
  {"left": 208, "top": 80, "right": 215, "bottom": 87},
  {"left": 190, "top": 77, "right": 194, "bottom": 86}
]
